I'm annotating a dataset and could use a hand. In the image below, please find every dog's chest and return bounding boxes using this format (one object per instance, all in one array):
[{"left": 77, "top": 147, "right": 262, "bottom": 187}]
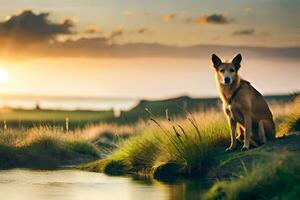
[{"left": 225, "top": 103, "right": 244, "bottom": 123}]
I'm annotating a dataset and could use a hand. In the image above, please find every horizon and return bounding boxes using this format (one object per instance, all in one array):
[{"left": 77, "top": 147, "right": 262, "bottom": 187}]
[
  {"left": 0, "top": 91, "right": 297, "bottom": 111},
  {"left": 0, "top": 88, "right": 298, "bottom": 100}
]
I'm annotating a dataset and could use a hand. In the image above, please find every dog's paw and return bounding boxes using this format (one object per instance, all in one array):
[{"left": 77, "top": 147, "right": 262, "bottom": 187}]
[
  {"left": 241, "top": 145, "right": 250, "bottom": 151},
  {"left": 225, "top": 147, "right": 235, "bottom": 152}
]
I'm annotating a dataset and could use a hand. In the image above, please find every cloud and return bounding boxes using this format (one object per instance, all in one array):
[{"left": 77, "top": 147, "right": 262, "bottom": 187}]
[
  {"left": 194, "top": 14, "right": 231, "bottom": 25},
  {"left": 85, "top": 26, "right": 101, "bottom": 34},
  {"left": 0, "top": 10, "right": 74, "bottom": 44},
  {"left": 213, "top": 35, "right": 221, "bottom": 40},
  {"left": 184, "top": 17, "right": 193, "bottom": 23},
  {"left": 232, "top": 29, "right": 255, "bottom": 36},
  {"left": 5, "top": 38, "right": 298, "bottom": 61},
  {"left": 137, "top": 28, "right": 149, "bottom": 34},
  {"left": 244, "top": 7, "right": 253, "bottom": 13},
  {"left": 61, "top": 37, "right": 108, "bottom": 48},
  {"left": 163, "top": 14, "right": 176, "bottom": 22},
  {"left": 109, "top": 28, "right": 123, "bottom": 39},
  {"left": 259, "top": 32, "right": 271, "bottom": 37},
  {"left": 121, "top": 11, "right": 134, "bottom": 16}
]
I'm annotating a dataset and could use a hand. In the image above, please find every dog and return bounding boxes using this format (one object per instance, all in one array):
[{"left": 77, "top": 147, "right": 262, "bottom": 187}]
[{"left": 211, "top": 53, "right": 275, "bottom": 151}]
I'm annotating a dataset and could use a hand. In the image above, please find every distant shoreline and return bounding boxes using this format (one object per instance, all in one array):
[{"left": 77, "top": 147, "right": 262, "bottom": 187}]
[{"left": 0, "top": 92, "right": 297, "bottom": 111}]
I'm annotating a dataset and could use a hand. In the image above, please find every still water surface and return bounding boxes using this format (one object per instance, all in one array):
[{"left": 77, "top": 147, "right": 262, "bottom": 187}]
[{"left": 0, "top": 169, "right": 204, "bottom": 200}]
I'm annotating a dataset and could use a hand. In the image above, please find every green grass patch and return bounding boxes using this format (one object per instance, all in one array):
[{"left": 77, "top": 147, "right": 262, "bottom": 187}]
[
  {"left": 65, "top": 140, "right": 99, "bottom": 157},
  {"left": 0, "top": 108, "right": 114, "bottom": 129},
  {"left": 203, "top": 152, "right": 300, "bottom": 200},
  {"left": 84, "top": 111, "right": 229, "bottom": 179}
]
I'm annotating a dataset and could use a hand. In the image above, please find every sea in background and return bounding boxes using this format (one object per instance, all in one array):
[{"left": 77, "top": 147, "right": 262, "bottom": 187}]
[{"left": 0, "top": 95, "right": 139, "bottom": 112}]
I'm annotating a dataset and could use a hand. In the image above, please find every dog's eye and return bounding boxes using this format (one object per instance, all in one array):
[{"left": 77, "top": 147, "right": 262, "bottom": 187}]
[
  {"left": 230, "top": 68, "right": 235, "bottom": 73},
  {"left": 219, "top": 69, "right": 225, "bottom": 73}
]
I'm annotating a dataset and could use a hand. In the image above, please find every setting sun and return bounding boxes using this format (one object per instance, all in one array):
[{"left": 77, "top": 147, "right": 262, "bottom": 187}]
[{"left": 0, "top": 68, "right": 9, "bottom": 82}]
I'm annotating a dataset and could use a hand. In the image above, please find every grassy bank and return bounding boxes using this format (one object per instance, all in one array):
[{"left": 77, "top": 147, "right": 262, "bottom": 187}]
[
  {"left": 0, "top": 127, "right": 100, "bottom": 169},
  {"left": 79, "top": 100, "right": 300, "bottom": 198},
  {"left": 204, "top": 150, "right": 300, "bottom": 200},
  {"left": 79, "top": 111, "right": 230, "bottom": 176},
  {"left": 0, "top": 121, "right": 144, "bottom": 169}
]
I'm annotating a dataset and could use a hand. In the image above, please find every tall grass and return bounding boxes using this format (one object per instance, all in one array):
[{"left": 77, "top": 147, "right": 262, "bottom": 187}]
[
  {"left": 81, "top": 100, "right": 300, "bottom": 178},
  {"left": 94, "top": 110, "right": 229, "bottom": 178},
  {"left": 270, "top": 99, "right": 300, "bottom": 136},
  {"left": 0, "top": 126, "right": 100, "bottom": 169},
  {"left": 277, "top": 113, "right": 300, "bottom": 136}
]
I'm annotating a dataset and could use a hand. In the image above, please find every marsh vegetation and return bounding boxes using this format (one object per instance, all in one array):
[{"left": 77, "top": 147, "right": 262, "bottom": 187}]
[{"left": 0, "top": 96, "right": 299, "bottom": 199}]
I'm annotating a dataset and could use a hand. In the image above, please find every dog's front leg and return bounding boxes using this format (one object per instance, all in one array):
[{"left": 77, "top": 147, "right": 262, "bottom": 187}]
[
  {"left": 242, "top": 115, "right": 252, "bottom": 150},
  {"left": 226, "top": 117, "right": 237, "bottom": 152}
]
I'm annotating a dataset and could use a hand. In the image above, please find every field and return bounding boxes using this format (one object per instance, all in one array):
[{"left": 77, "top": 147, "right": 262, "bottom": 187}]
[
  {"left": 0, "top": 108, "right": 115, "bottom": 129},
  {"left": 0, "top": 95, "right": 299, "bottom": 199}
]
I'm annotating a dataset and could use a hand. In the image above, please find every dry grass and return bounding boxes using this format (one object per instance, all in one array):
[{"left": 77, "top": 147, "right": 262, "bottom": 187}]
[
  {"left": 0, "top": 127, "right": 83, "bottom": 146},
  {"left": 79, "top": 122, "right": 146, "bottom": 141},
  {"left": 271, "top": 100, "right": 300, "bottom": 136},
  {"left": 0, "top": 126, "right": 100, "bottom": 169}
]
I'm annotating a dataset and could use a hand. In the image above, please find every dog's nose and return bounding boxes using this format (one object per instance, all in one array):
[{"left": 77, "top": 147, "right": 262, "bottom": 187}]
[{"left": 224, "top": 77, "right": 231, "bottom": 84}]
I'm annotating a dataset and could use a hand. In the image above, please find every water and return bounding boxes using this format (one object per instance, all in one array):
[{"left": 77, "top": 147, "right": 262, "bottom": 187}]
[
  {"left": 0, "top": 169, "right": 205, "bottom": 200},
  {"left": 0, "top": 96, "right": 138, "bottom": 112}
]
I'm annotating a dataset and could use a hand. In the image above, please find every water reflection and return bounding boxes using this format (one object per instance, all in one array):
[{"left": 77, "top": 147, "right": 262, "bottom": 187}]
[{"left": 0, "top": 169, "right": 205, "bottom": 200}]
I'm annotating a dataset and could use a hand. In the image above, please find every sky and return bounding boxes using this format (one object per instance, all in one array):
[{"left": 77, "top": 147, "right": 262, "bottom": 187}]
[{"left": 0, "top": 0, "right": 299, "bottom": 100}]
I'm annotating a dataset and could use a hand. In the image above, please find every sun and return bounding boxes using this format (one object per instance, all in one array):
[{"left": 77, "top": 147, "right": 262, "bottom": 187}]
[{"left": 0, "top": 68, "right": 9, "bottom": 82}]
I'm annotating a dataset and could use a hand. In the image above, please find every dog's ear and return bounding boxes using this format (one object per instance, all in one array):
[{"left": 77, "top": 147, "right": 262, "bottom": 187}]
[
  {"left": 232, "top": 54, "right": 242, "bottom": 70},
  {"left": 212, "top": 54, "right": 222, "bottom": 70}
]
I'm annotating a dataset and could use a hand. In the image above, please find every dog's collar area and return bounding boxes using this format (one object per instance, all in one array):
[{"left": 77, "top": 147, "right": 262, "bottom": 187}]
[{"left": 228, "top": 85, "right": 242, "bottom": 104}]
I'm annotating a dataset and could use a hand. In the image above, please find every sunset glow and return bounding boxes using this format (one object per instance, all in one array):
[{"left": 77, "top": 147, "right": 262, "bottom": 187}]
[
  {"left": 0, "top": 68, "right": 9, "bottom": 82},
  {"left": 0, "top": 0, "right": 297, "bottom": 99}
]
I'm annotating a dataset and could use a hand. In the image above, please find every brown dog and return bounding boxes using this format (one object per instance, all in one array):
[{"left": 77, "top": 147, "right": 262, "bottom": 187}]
[{"left": 211, "top": 54, "right": 275, "bottom": 151}]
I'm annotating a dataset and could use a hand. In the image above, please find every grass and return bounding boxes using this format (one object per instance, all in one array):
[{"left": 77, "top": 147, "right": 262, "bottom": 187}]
[
  {"left": 277, "top": 112, "right": 300, "bottom": 136},
  {"left": 203, "top": 152, "right": 300, "bottom": 200},
  {"left": 80, "top": 110, "right": 230, "bottom": 178},
  {"left": 0, "top": 121, "right": 144, "bottom": 169},
  {"left": 0, "top": 108, "right": 115, "bottom": 122},
  {"left": 77, "top": 100, "right": 300, "bottom": 199},
  {"left": 0, "top": 98, "right": 299, "bottom": 198},
  {"left": 80, "top": 100, "right": 300, "bottom": 184},
  {"left": 0, "top": 126, "right": 100, "bottom": 169},
  {"left": 0, "top": 108, "right": 114, "bottom": 129}
]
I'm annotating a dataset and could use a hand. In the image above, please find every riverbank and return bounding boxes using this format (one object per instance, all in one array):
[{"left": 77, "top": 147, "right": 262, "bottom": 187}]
[
  {"left": 204, "top": 135, "right": 300, "bottom": 200},
  {"left": 0, "top": 127, "right": 100, "bottom": 169},
  {"left": 79, "top": 132, "right": 300, "bottom": 200},
  {"left": 79, "top": 108, "right": 300, "bottom": 178},
  {"left": 78, "top": 107, "right": 300, "bottom": 199}
]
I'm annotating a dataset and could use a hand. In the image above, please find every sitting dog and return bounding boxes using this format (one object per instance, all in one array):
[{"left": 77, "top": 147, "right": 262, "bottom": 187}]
[{"left": 211, "top": 53, "right": 275, "bottom": 151}]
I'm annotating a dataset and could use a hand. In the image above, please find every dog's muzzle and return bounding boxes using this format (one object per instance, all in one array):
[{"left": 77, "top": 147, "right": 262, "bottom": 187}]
[{"left": 224, "top": 77, "right": 231, "bottom": 85}]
